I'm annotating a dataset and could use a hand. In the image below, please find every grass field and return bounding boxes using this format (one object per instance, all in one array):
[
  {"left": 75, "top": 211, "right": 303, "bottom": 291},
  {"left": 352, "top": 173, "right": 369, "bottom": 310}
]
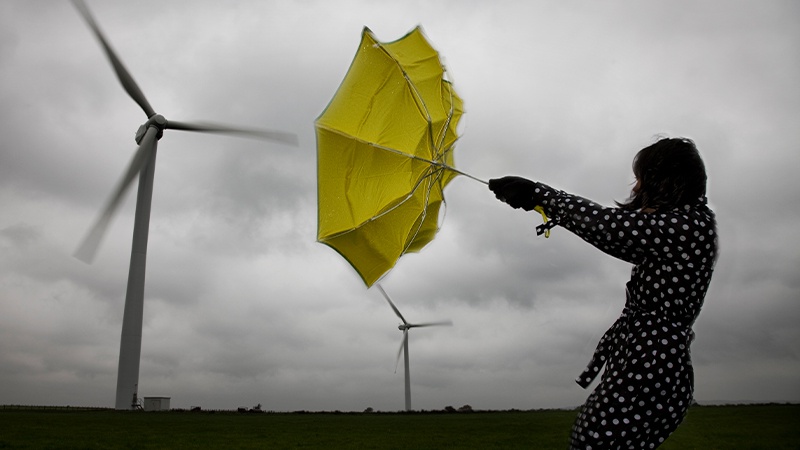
[{"left": 1, "top": 404, "right": 797, "bottom": 449}]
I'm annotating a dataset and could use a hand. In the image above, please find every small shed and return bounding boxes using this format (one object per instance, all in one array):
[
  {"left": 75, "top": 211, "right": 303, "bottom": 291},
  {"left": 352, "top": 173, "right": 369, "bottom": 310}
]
[{"left": 143, "top": 396, "right": 171, "bottom": 411}]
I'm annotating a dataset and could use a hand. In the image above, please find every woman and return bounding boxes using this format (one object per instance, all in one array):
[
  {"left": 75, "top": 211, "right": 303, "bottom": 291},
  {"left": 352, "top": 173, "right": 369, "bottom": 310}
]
[{"left": 489, "top": 137, "right": 717, "bottom": 449}]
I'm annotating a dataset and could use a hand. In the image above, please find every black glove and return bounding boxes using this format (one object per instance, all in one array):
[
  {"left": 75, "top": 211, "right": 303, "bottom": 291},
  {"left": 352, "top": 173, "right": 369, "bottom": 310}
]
[{"left": 488, "top": 176, "right": 544, "bottom": 211}]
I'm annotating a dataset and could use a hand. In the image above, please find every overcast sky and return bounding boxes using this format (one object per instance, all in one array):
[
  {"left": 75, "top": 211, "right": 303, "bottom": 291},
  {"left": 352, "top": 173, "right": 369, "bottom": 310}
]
[{"left": 1, "top": 0, "right": 798, "bottom": 412}]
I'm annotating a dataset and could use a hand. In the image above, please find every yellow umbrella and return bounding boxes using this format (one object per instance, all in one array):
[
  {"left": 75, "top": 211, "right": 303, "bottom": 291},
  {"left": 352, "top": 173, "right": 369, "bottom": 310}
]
[{"left": 315, "top": 26, "right": 474, "bottom": 287}]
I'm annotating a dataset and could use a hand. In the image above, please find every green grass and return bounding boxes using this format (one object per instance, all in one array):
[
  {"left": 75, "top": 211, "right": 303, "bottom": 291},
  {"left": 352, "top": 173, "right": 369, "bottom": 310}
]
[{"left": 0, "top": 404, "right": 797, "bottom": 449}]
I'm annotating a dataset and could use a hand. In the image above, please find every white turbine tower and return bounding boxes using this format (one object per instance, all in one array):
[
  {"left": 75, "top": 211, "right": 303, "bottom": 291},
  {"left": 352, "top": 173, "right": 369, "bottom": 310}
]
[
  {"left": 71, "top": 0, "right": 297, "bottom": 410},
  {"left": 377, "top": 285, "right": 452, "bottom": 412}
]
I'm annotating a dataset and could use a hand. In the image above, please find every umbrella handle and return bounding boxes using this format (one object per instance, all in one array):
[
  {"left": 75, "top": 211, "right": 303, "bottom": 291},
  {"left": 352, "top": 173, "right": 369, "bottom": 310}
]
[
  {"left": 534, "top": 206, "right": 551, "bottom": 238},
  {"left": 442, "top": 165, "right": 551, "bottom": 237},
  {"left": 438, "top": 164, "right": 551, "bottom": 236}
]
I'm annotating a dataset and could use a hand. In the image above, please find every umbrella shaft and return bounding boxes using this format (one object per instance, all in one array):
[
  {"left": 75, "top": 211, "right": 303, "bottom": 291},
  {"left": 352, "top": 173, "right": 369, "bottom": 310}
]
[
  {"left": 407, "top": 152, "right": 486, "bottom": 185},
  {"left": 444, "top": 165, "right": 487, "bottom": 185}
]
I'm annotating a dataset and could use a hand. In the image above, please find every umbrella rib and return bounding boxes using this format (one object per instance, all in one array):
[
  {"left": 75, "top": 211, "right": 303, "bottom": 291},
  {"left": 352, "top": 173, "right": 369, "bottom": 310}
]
[
  {"left": 399, "top": 165, "right": 442, "bottom": 255},
  {"left": 316, "top": 125, "right": 485, "bottom": 184},
  {"left": 371, "top": 40, "right": 433, "bottom": 143},
  {"left": 434, "top": 80, "right": 457, "bottom": 162},
  {"left": 374, "top": 34, "right": 459, "bottom": 171},
  {"left": 373, "top": 36, "right": 462, "bottom": 187},
  {"left": 359, "top": 163, "right": 442, "bottom": 256},
  {"left": 317, "top": 163, "right": 444, "bottom": 242}
]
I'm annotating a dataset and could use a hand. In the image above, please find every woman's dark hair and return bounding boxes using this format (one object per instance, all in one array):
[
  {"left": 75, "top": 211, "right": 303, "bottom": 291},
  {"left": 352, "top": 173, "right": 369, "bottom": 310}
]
[{"left": 616, "top": 137, "right": 707, "bottom": 211}]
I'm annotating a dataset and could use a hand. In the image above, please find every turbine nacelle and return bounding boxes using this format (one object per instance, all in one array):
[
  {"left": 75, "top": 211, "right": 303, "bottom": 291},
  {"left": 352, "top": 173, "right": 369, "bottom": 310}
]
[
  {"left": 135, "top": 115, "right": 166, "bottom": 144},
  {"left": 398, "top": 321, "right": 453, "bottom": 331}
]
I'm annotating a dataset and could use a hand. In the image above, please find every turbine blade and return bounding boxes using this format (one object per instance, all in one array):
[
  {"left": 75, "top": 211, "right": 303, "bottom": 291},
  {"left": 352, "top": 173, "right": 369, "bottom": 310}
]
[
  {"left": 74, "top": 130, "right": 157, "bottom": 263},
  {"left": 409, "top": 320, "right": 453, "bottom": 328},
  {"left": 165, "top": 120, "right": 298, "bottom": 146},
  {"left": 72, "top": 0, "right": 156, "bottom": 118},
  {"left": 394, "top": 330, "right": 407, "bottom": 373},
  {"left": 376, "top": 284, "right": 407, "bottom": 324}
]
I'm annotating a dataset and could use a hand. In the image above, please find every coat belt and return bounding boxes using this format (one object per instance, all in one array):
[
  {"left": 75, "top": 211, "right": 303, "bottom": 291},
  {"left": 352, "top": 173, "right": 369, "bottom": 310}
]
[{"left": 575, "top": 307, "right": 692, "bottom": 389}]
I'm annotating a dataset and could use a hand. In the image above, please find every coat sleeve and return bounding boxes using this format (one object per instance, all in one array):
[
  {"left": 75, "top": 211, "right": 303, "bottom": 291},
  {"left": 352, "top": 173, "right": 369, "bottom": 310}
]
[{"left": 538, "top": 186, "right": 715, "bottom": 267}]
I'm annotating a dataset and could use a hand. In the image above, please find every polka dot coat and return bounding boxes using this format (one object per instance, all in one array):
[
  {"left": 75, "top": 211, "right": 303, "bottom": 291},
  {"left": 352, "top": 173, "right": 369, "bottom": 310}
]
[{"left": 538, "top": 186, "right": 718, "bottom": 449}]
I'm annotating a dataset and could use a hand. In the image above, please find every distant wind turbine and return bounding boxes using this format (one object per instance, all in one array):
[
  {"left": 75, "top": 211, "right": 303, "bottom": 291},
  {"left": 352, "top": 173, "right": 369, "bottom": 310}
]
[
  {"left": 71, "top": 0, "right": 297, "bottom": 410},
  {"left": 377, "top": 284, "right": 452, "bottom": 412}
]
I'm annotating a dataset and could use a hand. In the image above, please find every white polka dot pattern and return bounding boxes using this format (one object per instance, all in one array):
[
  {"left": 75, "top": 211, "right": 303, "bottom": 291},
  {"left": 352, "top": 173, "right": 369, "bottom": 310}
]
[{"left": 536, "top": 185, "right": 718, "bottom": 449}]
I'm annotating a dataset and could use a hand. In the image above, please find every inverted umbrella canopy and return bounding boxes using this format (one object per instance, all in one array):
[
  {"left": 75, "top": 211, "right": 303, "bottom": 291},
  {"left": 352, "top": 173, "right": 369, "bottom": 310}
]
[{"left": 315, "top": 26, "right": 467, "bottom": 287}]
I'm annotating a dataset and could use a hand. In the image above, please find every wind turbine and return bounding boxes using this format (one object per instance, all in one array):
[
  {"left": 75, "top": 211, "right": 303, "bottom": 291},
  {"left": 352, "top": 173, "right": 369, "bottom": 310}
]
[
  {"left": 71, "top": 0, "right": 298, "bottom": 410},
  {"left": 376, "top": 284, "right": 452, "bottom": 412}
]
